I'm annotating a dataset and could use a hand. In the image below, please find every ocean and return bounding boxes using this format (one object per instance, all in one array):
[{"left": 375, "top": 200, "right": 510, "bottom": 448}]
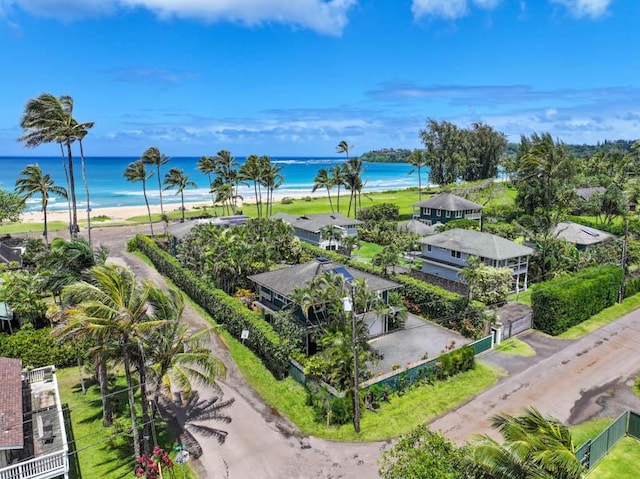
[{"left": 0, "top": 156, "right": 416, "bottom": 212}]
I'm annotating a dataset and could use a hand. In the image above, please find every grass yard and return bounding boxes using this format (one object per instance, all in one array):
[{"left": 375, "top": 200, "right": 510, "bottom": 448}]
[
  {"left": 494, "top": 337, "right": 535, "bottom": 357},
  {"left": 587, "top": 436, "right": 640, "bottom": 478},
  {"left": 559, "top": 293, "right": 640, "bottom": 339},
  {"left": 352, "top": 241, "right": 384, "bottom": 262},
  {"left": 507, "top": 287, "right": 533, "bottom": 306},
  {"left": 57, "top": 367, "right": 197, "bottom": 479},
  {"left": 570, "top": 417, "right": 614, "bottom": 448}
]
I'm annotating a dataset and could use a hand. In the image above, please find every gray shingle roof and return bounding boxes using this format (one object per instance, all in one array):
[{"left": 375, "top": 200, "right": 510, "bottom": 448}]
[
  {"left": 397, "top": 219, "right": 438, "bottom": 236},
  {"left": 553, "top": 221, "right": 613, "bottom": 246},
  {"left": 248, "top": 259, "right": 400, "bottom": 297},
  {"left": 271, "top": 212, "right": 362, "bottom": 233},
  {"left": 419, "top": 228, "right": 533, "bottom": 260},
  {"left": 575, "top": 187, "right": 606, "bottom": 201},
  {"left": 412, "top": 192, "right": 483, "bottom": 211}
]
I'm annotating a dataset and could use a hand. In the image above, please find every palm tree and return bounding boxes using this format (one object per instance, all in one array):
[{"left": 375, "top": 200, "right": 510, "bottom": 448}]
[
  {"left": 197, "top": 156, "right": 218, "bottom": 213},
  {"left": 141, "top": 147, "right": 169, "bottom": 221},
  {"left": 372, "top": 246, "right": 401, "bottom": 277},
  {"left": 156, "top": 392, "right": 234, "bottom": 459},
  {"left": 214, "top": 150, "right": 241, "bottom": 213},
  {"left": 145, "top": 288, "right": 226, "bottom": 402},
  {"left": 343, "top": 158, "right": 365, "bottom": 218},
  {"left": 473, "top": 407, "right": 584, "bottom": 479},
  {"left": 163, "top": 168, "right": 197, "bottom": 222},
  {"left": 262, "top": 158, "right": 284, "bottom": 217},
  {"left": 124, "top": 160, "right": 155, "bottom": 236},
  {"left": 58, "top": 264, "right": 165, "bottom": 457},
  {"left": 312, "top": 168, "right": 334, "bottom": 212},
  {"left": 330, "top": 165, "right": 346, "bottom": 213},
  {"left": 240, "top": 154, "right": 266, "bottom": 218},
  {"left": 320, "top": 225, "right": 344, "bottom": 251},
  {"left": 19, "top": 93, "right": 94, "bottom": 237},
  {"left": 341, "top": 234, "right": 360, "bottom": 257},
  {"left": 336, "top": 140, "right": 352, "bottom": 160},
  {"left": 15, "top": 164, "right": 67, "bottom": 244},
  {"left": 408, "top": 149, "right": 427, "bottom": 201},
  {"left": 211, "top": 179, "right": 233, "bottom": 216}
]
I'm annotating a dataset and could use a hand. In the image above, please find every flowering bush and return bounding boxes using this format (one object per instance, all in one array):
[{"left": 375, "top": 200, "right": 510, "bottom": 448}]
[{"left": 134, "top": 446, "right": 174, "bottom": 478}]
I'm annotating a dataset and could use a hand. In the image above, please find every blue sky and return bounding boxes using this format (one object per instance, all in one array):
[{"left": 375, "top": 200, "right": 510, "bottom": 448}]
[{"left": 0, "top": 0, "right": 638, "bottom": 157}]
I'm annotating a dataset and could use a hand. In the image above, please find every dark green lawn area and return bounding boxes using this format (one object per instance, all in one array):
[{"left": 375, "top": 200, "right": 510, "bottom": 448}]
[
  {"left": 587, "top": 436, "right": 640, "bottom": 478},
  {"left": 57, "top": 367, "right": 196, "bottom": 479}
]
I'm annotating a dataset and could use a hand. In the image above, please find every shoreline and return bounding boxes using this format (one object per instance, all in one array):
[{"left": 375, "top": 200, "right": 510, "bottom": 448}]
[{"left": 17, "top": 190, "right": 332, "bottom": 225}]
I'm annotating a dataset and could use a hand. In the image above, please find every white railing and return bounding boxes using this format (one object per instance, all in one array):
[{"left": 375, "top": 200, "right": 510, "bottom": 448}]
[
  {"left": 0, "top": 451, "right": 67, "bottom": 479},
  {"left": 23, "top": 366, "right": 53, "bottom": 384},
  {"left": 465, "top": 212, "right": 482, "bottom": 220}
]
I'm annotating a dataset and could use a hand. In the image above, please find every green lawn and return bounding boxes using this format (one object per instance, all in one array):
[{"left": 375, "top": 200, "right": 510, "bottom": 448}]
[
  {"left": 570, "top": 417, "right": 614, "bottom": 448},
  {"left": 352, "top": 241, "right": 384, "bottom": 263},
  {"left": 559, "top": 293, "right": 640, "bottom": 339},
  {"left": 57, "top": 367, "right": 196, "bottom": 479},
  {"left": 587, "top": 436, "right": 640, "bottom": 478},
  {"left": 494, "top": 338, "right": 535, "bottom": 357},
  {"left": 507, "top": 288, "right": 533, "bottom": 306}
]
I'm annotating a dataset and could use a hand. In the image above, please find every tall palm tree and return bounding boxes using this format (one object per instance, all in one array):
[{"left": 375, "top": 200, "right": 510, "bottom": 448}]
[
  {"left": 141, "top": 147, "right": 169, "bottom": 220},
  {"left": 330, "top": 165, "right": 346, "bottom": 213},
  {"left": 262, "top": 158, "right": 284, "bottom": 217},
  {"left": 15, "top": 164, "right": 67, "bottom": 244},
  {"left": 336, "top": 140, "right": 352, "bottom": 160},
  {"left": 240, "top": 154, "right": 266, "bottom": 218},
  {"left": 473, "top": 407, "right": 584, "bottom": 479},
  {"left": 211, "top": 179, "right": 233, "bottom": 216},
  {"left": 372, "top": 246, "right": 401, "bottom": 277},
  {"left": 312, "top": 168, "right": 334, "bottom": 212},
  {"left": 408, "top": 149, "right": 427, "bottom": 201},
  {"left": 320, "top": 225, "right": 344, "bottom": 251},
  {"left": 343, "top": 158, "right": 364, "bottom": 218},
  {"left": 19, "top": 93, "right": 94, "bottom": 237},
  {"left": 76, "top": 124, "right": 95, "bottom": 246},
  {"left": 164, "top": 168, "right": 197, "bottom": 222},
  {"left": 197, "top": 156, "right": 218, "bottom": 213},
  {"left": 214, "top": 150, "right": 241, "bottom": 213},
  {"left": 124, "top": 160, "right": 155, "bottom": 236},
  {"left": 145, "top": 288, "right": 226, "bottom": 402},
  {"left": 58, "top": 264, "right": 165, "bottom": 457}
]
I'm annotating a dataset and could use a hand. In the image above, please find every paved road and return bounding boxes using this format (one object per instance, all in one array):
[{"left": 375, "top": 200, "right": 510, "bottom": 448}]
[{"left": 430, "top": 311, "right": 640, "bottom": 442}]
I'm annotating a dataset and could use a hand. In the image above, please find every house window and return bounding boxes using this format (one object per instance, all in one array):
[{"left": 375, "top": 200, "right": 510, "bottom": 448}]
[
  {"left": 446, "top": 211, "right": 451, "bottom": 218},
  {"left": 436, "top": 210, "right": 441, "bottom": 217},
  {"left": 425, "top": 208, "right": 431, "bottom": 215},
  {"left": 451, "top": 250, "right": 461, "bottom": 259},
  {"left": 456, "top": 210, "right": 462, "bottom": 218},
  {"left": 427, "top": 245, "right": 432, "bottom": 252}
]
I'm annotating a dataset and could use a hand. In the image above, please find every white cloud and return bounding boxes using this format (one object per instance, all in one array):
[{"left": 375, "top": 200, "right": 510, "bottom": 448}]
[
  {"left": 0, "top": 0, "right": 356, "bottom": 35},
  {"left": 411, "top": 0, "right": 502, "bottom": 20},
  {"left": 550, "top": 0, "right": 612, "bottom": 18}
]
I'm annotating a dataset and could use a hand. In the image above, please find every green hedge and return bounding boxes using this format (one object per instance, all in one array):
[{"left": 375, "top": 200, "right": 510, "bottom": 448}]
[
  {"left": 532, "top": 265, "right": 623, "bottom": 336},
  {"left": 624, "top": 275, "right": 640, "bottom": 299},
  {"left": 128, "top": 235, "right": 289, "bottom": 379},
  {"left": 300, "top": 243, "right": 486, "bottom": 338},
  {"left": 0, "top": 325, "right": 80, "bottom": 368}
]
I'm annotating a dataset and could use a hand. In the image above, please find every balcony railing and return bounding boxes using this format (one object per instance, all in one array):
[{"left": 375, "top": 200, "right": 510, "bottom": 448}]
[{"left": 0, "top": 451, "right": 67, "bottom": 479}]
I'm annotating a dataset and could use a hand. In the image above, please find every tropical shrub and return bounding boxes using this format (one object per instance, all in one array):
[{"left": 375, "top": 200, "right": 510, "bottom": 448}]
[
  {"left": 532, "top": 265, "right": 623, "bottom": 335},
  {"left": 0, "top": 324, "right": 81, "bottom": 368},
  {"left": 128, "top": 235, "right": 290, "bottom": 378},
  {"left": 356, "top": 203, "right": 399, "bottom": 222},
  {"left": 624, "top": 275, "right": 640, "bottom": 298}
]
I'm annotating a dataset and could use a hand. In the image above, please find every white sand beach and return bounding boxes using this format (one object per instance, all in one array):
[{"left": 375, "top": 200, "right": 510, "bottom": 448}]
[{"left": 18, "top": 190, "right": 329, "bottom": 224}]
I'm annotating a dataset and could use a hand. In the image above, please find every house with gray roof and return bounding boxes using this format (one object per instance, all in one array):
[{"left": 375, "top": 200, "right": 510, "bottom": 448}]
[
  {"left": 248, "top": 258, "right": 401, "bottom": 338},
  {"left": 553, "top": 221, "right": 614, "bottom": 249},
  {"left": 575, "top": 187, "right": 606, "bottom": 201},
  {"left": 0, "top": 359, "right": 69, "bottom": 479},
  {"left": 272, "top": 212, "right": 362, "bottom": 250},
  {"left": 418, "top": 228, "right": 534, "bottom": 292},
  {"left": 412, "top": 192, "right": 483, "bottom": 226},
  {"left": 397, "top": 219, "right": 440, "bottom": 236}
]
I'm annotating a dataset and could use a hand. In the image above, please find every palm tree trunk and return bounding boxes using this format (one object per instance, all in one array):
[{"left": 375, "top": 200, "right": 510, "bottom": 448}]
[
  {"left": 60, "top": 143, "right": 73, "bottom": 240},
  {"left": 65, "top": 142, "right": 79, "bottom": 237},
  {"left": 326, "top": 186, "right": 334, "bottom": 212},
  {"left": 79, "top": 141, "right": 92, "bottom": 246},
  {"left": 97, "top": 356, "right": 112, "bottom": 426},
  {"left": 156, "top": 166, "right": 165, "bottom": 217},
  {"left": 137, "top": 342, "right": 152, "bottom": 454},
  {"left": 142, "top": 181, "right": 154, "bottom": 236},
  {"left": 336, "top": 184, "right": 341, "bottom": 213},
  {"left": 418, "top": 166, "right": 422, "bottom": 201},
  {"left": 207, "top": 173, "right": 217, "bottom": 215},
  {"left": 122, "top": 346, "right": 141, "bottom": 458},
  {"left": 43, "top": 199, "right": 49, "bottom": 245},
  {"left": 180, "top": 190, "right": 185, "bottom": 222}
]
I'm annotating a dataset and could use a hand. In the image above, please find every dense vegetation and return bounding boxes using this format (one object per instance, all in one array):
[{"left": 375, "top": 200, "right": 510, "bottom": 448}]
[{"left": 359, "top": 148, "right": 413, "bottom": 163}]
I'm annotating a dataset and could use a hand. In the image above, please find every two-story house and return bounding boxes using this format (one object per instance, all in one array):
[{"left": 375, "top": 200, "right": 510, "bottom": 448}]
[
  {"left": 271, "top": 212, "right": 362, "bottom": 250},
  {"left": 418, "top": 228, "right": 534, "bottom": 292},
  {"left": 248, "top": 258, "right": 401, "bottom": 340},
  {"left": 412, "top": 192, "right": 483, "bottom": 226},
  {"left": 0, "top": 359, "right": 69, "bottom": 479}
]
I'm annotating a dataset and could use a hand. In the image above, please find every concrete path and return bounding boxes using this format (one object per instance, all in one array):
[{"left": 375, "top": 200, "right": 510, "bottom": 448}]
[{"left": 430, "top": 311, "right": 640, "bottom": 442}]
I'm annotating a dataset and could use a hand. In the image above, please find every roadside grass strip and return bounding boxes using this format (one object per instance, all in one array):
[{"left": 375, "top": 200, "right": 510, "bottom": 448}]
[
  {"left": 494, "top": 338, "right": 536, "bottom": 357},
  {"left": 558, "top": 293, "right": 640, "bottom": 340},
  {"left": 586, "top": 436, "right": 640, "bottom": 478}
]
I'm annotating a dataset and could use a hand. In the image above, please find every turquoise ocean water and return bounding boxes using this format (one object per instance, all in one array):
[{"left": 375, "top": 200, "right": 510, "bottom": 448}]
[{"left": 0, "top": 156, "right": 415, "bottom": 212}]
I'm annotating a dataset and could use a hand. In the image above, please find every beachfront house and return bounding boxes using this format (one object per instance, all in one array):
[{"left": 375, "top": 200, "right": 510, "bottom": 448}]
[
  {"left": 271, "top": 212, "right": 362, "bottom": 250},
  {"left": 248, "top": 258, "right": 401, "bottom": 340},
  {"left": 553, "top": 221, "right": 614, "bottom": 250},
  {"left": 418, "top": 228, "right": 533, "bottom": 292},
  {"left": 0, "top": 358, "right": 69, "bottom": 479},
  {"left": 412, "top": 192, "right": 483, "bottom": 226}
]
